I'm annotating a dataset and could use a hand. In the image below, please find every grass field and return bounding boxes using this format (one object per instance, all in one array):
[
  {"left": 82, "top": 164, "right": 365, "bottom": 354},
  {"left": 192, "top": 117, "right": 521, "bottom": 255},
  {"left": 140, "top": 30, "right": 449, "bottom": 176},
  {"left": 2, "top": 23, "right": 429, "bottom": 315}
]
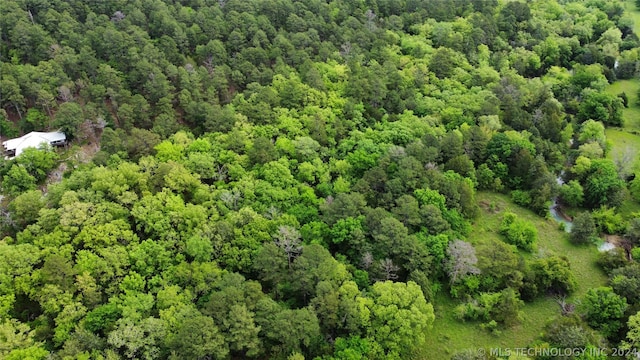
[
  {"left": 605, "top": 0, "right": 640, "bottom": 134},
  {"left": 624, "top": 0, "right": 640, "bottom": 35},
  {"left": 605, "top": 80, "right": 640, "bottom": 131},
  {"left": 606, "top": 128, "right": 640, "bottom": 173},
  {"left": 423, "top": 192, "right": 607, "bottom": 357},
  {"left": 603, "top": 0, "right": 640, "bottom": 217}
]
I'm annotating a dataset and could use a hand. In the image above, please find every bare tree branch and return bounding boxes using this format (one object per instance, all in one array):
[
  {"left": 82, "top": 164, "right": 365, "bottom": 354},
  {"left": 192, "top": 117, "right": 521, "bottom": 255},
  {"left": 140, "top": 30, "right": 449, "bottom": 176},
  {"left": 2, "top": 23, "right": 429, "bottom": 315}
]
[
  {"left": 444, "top": 239, "right": 481, "bottom": 284},
  {"left": 378, "top": 258, "right": 399, "bottom": 281},
  {"left": 274, "top": 225, "right": 302, "bottom": 269}
]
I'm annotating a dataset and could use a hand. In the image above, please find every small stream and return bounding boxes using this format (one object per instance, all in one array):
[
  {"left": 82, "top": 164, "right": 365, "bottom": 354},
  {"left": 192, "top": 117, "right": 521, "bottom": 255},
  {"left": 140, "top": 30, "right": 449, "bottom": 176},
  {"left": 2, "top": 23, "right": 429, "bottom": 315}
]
[
  {"left": 550, "top": 174, "right": 615, "bottom": 251},
  {"left": 549, "top": 198, "right": 573, "bottom": 233},
  {"left": 550, "top": 173, "right": 573, "bottom": 233}
]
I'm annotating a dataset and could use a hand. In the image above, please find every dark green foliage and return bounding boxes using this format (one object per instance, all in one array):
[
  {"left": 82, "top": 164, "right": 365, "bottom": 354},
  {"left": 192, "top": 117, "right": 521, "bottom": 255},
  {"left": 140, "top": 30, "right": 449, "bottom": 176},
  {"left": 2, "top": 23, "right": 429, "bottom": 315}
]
[
  {"left": 542, "top": 315, "right": 604, "bottom": 350},
  {"left": 0, "top": 111, "right": 19, "bottom": 138},
  {"left": 53, "top": 102, "right": 84, "bottom": 139},
  {"left": 570, "top": 212, "right": 598, "bottom": 245},
  {"left": 22, "top": 108, "right": 48, "bottom": 133},
  {"left": 476, "top": 239, "right": 525, "bottom": 294},
  {"left": 169, "top": 315, "right": 229, "bottom": 359},
  {"left": 618, "top": 92, "right": 629, "bottom": 107},
  {"left": 84, "top": 304, "right": 121, "bottom": 335},
  {"left": 597, "top": 248, "right": 628, "bottom": 274},
  {"left": 626, "top": 218, "right": 640, "bottom": 246},
  {"left": 498, "top": 1, "right": 531, "bottom": 41},
  {"left": 610, "top": 264, "right": 640, "bottom": 305},
  {"left": 248, "top": 137, "right": 276, "bottom": 166}
]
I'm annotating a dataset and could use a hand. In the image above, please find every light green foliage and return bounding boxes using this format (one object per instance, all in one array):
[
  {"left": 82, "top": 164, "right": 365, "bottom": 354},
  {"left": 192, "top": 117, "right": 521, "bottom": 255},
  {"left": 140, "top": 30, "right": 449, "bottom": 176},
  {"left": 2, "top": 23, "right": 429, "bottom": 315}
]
[
  {"left": 5, "top": 346, "right": 49, "bottom": 360},
  {"left": 0, "top": 241, "right": 41, "bottom": 295},
  {"left": 510, "top": 190, "right": 531, "bottom": 207},
  {"left": 583, "top": 159, "right": 625, "bottom": 209},
  {"left": 578, "top": 142, "right": 604, "bottom": 159},
  {"left": 0, "top": 319, "right": 41, "bottom": 357},
  {"left": 107, "top": 317, "right": 168, "bottom": 360},
  {"left": 131, "top": 190, "right": 206, "bottom": 240},
  {"left": 559, "top": 180, "right": 584, "bottom": 207},
  {"left": 2, "top": 165, "right": 37, "bottom": 196},
  {"left": 571, "top": 64, "right": 608, "bottom": 92},
  {"left": 582, "top": 287, "right": 627, "bottom": 338},
  {"left": 499, "top": 212, "right": 537, "bottom": 251},
  {"left": 578, "top": 120, "right": 606, "bottom": 146},
  {"left": 527, "top": 255, "right": 577, "bottom": 296},
  {"left": 622, "top": 310, "right": 640, "bottom": 352},
  {"left": 14, "top": 147, "right": 59, "bottom": 182},
  {"left": 53, "top": 301, "right": 86, "bottom": 346},
  {"left": 571, "top": 156, "right": 592, "bottom": 177},
  {"left": 591, "top": 207, "right": 625, "bottom": 234},
  {"left": 8, "top": 190, "right": 44, "bottom": 227},
  {"left": 454, "top": 288, "right": 523, "bottom": 328},
  {"left": 328, "top": 336, "right": 383, "bottom": 360},
  {"left": 365, "top": 281, "right": 434, "bottom": 357},
  {"left": 154, "top": 141, "right": 185, "bottom": 162}
]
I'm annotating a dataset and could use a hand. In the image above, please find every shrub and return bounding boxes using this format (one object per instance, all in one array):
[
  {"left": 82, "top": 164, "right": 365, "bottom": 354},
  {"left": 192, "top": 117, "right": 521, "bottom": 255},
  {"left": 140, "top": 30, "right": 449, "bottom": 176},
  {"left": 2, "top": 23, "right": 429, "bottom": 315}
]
[
  {"left": 570, "top": 212, "right": 598, "bottom": 245},
  {"left": 598, "top": 247, "right": 628, "bottom": 274},
  {"left": 592, "top": 207, "right": 625, "bottom": 234},
  {"left": 499, "top": 212, "right": 537, "bottom": 251}
]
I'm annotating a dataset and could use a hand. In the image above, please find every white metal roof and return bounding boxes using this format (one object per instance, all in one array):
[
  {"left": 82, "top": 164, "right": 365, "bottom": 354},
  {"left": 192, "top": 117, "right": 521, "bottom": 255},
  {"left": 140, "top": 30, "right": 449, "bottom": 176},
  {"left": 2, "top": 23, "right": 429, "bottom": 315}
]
[{"left": 2, "top": 131, "right": 66, "bottom": 157}]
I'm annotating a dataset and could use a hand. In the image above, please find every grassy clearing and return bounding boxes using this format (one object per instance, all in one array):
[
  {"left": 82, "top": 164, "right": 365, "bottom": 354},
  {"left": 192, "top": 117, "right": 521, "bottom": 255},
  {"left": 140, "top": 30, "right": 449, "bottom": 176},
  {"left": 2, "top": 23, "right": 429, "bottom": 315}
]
[
  {"left": 605, "top": 82, "right": 640, "bottom": 218},
  {"left": 623, "top": 0, "right": 640, "bottom": 34},
  {"left": 605, "top": 128, "right": 640, "bottom": 173},
  {"left": 605, "top": 80, "right": 640, "bottom": 131},
  {"left": 471, "top": 192, "right": 606, "bottom": 297},
  {"left": 602, "top": 0, "right": 640, "bottom": 217},
  {"left": 425, "top": 293, "right": 558, "bottom": 358},
  {"left": 605, "top": 0, "right": 640, "bottom": 133},
  {"left": 618, "top": 197, "right": 640, "bottom": 218},
  {"left": 423, "top": 192, "right": 607, "bottom": 356}
]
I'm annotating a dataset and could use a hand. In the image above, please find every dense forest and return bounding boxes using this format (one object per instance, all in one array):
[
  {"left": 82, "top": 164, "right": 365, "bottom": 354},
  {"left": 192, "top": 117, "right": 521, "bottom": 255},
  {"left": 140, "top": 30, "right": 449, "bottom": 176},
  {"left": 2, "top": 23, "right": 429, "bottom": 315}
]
[{"left": 2, "top": 0, "right": 640, "bottom": 358}]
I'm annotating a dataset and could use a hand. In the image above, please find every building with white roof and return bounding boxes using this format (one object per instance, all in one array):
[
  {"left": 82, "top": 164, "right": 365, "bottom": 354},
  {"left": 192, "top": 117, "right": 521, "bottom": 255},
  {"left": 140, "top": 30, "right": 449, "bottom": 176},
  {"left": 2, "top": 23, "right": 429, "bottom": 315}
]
[{"left": 2, "top": 131, "right": 66, "bottom": 159}]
